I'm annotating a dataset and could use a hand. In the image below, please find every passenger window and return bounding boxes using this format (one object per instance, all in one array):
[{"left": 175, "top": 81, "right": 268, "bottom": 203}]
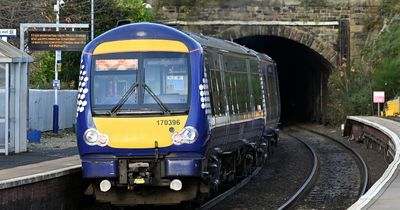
[{"left": 205, "top": 51, "right": 226, "bottom": 116}]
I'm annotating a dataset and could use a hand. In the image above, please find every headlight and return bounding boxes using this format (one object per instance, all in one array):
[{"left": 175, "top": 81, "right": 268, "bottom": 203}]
[
  {"left": 172, "top": 126, "right": 198, "bottom": 145},
  {"left": 84, "top": 129, "right": 98, "bottom": 145},
  {"left": 84, "top": 128, "right": 109, "bottom": 147}
]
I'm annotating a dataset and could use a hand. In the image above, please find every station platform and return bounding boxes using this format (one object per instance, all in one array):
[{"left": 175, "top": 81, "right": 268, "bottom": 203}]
[
  {"left": 0, "top": 131, "right": 81, "bottom": 190},
  {"left": 347, "top": 116, "right": 400, "bottom": 210}
]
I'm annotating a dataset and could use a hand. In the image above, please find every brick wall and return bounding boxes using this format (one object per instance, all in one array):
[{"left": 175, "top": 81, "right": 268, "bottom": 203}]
[{"left": 0, "top": 172, "right": 92, "bottom": 210}]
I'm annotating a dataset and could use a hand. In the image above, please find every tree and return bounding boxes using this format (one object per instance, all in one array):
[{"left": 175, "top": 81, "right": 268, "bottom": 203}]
[{"left": 29, "top": 0, "right": 154, "bottom": 89}]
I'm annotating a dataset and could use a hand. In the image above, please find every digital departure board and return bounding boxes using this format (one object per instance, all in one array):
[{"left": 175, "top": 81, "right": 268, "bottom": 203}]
[{"left": 28, "top": 31, "right": 88, "bottom": 51}]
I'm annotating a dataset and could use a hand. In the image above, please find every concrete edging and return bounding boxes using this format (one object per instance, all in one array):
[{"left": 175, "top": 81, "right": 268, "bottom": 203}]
[
  {"left": 0, "top": 155, "right": 82, "bottom": 190},
  {"left": 347, "top": 116, "right": 400, "bottom": 209}
]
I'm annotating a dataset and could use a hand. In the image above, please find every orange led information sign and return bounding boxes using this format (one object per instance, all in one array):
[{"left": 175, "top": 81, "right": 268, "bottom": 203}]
[
  {"left": 28, "top": 31, "right": 88, "bottom": 51},
  {"left": 95, "top": 59, "right": 138, "bottom": 71}
]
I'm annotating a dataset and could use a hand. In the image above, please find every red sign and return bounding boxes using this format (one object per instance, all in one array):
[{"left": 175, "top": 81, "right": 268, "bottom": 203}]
[{"left": 373, "top": 91, "right": 385, "bottom": 103}]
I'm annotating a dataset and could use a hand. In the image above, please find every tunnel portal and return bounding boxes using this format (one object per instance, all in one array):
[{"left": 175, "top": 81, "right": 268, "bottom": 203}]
[{"left": 235, "top": 36, "right": 332, "bottom": 123}]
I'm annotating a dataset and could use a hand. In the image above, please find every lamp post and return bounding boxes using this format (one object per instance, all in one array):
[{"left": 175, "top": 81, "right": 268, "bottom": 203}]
[
  {"left": 52, "top": 0, "right": 65, "bottom": 133},
  {"left": 143, "top": 3, "right": 152, "bottom": 9},
  {"left": 143, "top": 3, "right": 152, "bottom": 20}
]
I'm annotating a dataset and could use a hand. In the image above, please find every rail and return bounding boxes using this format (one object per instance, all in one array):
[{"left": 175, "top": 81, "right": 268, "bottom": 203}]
[
  {"left": 277, "top": 135, "right": 319, "bottom": 210},
  {"left": 199, "top": 166, "right": 262, "bottom": 210}
]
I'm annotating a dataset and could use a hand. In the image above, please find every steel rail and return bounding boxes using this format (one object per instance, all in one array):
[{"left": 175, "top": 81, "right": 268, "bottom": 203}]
[
  {"left": 277, "top": 135, "right": 319, "bottom": 210},
  {"left": 199, "top": 166, "right": 262, "bottom": 210}
]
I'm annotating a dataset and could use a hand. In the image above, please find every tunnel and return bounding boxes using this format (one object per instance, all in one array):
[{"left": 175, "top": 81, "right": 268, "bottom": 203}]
[{"left": 235, "top": 36, "right": 332, "bottom": 124}]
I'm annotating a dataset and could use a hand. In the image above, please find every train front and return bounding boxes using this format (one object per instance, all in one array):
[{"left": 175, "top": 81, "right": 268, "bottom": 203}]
[{"left": 76, "top": 23, "right": 209, "bottom": 205}]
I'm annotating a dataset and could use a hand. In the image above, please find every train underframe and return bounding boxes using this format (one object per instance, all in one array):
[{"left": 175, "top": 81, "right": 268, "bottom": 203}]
[{"left": 84, "top": 131, "right": 278, "bottom": 206}]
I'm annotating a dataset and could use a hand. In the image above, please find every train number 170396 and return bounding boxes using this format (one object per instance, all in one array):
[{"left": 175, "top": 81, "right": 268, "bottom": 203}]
[{"left": 156, "top": 119, "right": 180, "bottom": 126}]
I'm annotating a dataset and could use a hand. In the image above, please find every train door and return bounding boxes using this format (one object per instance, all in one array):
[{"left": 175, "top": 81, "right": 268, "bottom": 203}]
[
  {"left": 261, "top": 62, "right": 272, "bottom": 124},
  {"left": 273, "top": 64, "right": 281, "bottom": 123},
  {"left": 267, "top": 64, "right": 278, "bottom": 124}
]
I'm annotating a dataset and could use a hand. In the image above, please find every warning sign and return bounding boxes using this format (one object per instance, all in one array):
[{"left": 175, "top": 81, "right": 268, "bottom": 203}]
[
  {"left": 373, "top": 91, "right": 385, "bottom": 103},
  {"left": 28, "top": 31, "right": 88, "bottom": 51}
]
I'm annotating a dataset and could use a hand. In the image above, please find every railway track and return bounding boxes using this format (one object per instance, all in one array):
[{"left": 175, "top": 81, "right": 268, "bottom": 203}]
[
  {"left": 199, "top": 166, "right": 262, "bottom": 210},
  {"left": 279, "top": 126, "right": 369, "bottom": 209}
]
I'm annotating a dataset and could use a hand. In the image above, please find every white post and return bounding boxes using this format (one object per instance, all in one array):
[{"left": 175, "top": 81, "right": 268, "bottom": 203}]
[
  {"left": 15, "top": 62, "right": 21, "bottom": 153},
  {"left": 19, "top": 25, "right": 24, "bottom": 51},
  {"left": 5, "top": 64, "right": 9, "bottom": 155}
]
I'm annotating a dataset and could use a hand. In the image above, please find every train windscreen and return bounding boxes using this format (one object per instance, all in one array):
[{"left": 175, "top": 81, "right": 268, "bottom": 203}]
[{"left": 91, "top": 52, "right": 190, "bottom": 115}]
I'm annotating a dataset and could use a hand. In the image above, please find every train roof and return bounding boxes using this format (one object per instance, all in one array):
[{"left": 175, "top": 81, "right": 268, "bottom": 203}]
[
  {"left": 185, "top": 32, "right": 250, "bottom": 55},
  {"left": 83, "top": 22, "right": 274, "bottom": 63},
  {"left": 185, "top": 31, "right": 274, "bottom": 62}
]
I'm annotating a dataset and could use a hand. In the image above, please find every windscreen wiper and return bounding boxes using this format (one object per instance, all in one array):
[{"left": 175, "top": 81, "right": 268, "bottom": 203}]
[
  {"left": 143, "top": 83, "right": 171, "bottom": 114},
  {"left": 110, "top": 82, "right": 139, "bottom": 115}
]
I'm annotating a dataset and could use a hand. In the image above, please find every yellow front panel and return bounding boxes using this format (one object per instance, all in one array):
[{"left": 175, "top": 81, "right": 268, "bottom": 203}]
[
  {"left": 93, "top": 39, "right": 189, "bottom": 55},
  {"left": 386, "top": 98, "right": 400, "bottom": 116},
  {"left": 93, "top": 116, "right": 188, "bottom": 148}
]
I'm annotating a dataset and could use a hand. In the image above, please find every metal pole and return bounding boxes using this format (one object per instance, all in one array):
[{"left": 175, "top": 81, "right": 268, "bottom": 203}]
[
  {"left": 91, "top": 0, "right": 94, "bottom": 40},
  {"left": 53, "top": 0, "right": 60, "bottom": 133},
  {"left": 378, "top": 103, "right": 380, "bottom": 117},
  {"left": 5, "top": 64, "right": 9, "bottom": 155},
  {"left": 19, "top": 25, "right": 24, "bottom": 51}
]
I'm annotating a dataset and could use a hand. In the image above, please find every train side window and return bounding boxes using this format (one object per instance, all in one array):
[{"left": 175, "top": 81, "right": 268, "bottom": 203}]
[
  {"left": 205, "top": 51, "right": 225, "bottom": 116},
  {"left": 251, "top": 73, "right": 263, "bottom": 114},
  {"left": 262, "top": 63, "right": 272, "bottom": 120},
  {"left": 225, "top": 55, "right": 247, "bottom": 72},
  {"left": 224, "top": 54, "right": 252, "bottom": 116},
  {"left": 249, "top": 60, "right": 259, "bottom": 73},
  {"left": 225, "top": 71, "right": 237, "bottom": 115},
  {"left": 236, "top": 72, "right": 249, "bottom": 114}
]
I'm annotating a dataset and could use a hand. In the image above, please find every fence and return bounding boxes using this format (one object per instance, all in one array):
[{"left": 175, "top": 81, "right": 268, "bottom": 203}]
[{"left": 29, "top": 89, "right": 77, "bottom": 131}]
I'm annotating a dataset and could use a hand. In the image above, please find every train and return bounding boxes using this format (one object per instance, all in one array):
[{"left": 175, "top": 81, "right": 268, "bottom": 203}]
[
  {"left": 384, "top": 97, "right": 400, "bottom": 117},
  {"left": 76, "top": 22, "right": 280, "bottom": 206}
]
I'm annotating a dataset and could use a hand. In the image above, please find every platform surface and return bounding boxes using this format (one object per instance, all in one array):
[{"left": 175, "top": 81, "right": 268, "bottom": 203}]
[{"left": 0, "top": 131, "right": 81, "bottom": 190}]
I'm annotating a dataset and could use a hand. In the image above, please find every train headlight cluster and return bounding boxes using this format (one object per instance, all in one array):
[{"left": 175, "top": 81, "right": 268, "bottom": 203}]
[
  {"left": 172, "top": 126, "right": 198, "bottom": 145},
  {"left": 84, "top": 128, "right": 109, "bottom": 147}
]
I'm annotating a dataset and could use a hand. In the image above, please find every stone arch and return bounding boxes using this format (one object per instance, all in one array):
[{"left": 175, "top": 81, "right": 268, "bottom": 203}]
[{"left": 217, "top": 25, "right": 337, "bottom": 68}]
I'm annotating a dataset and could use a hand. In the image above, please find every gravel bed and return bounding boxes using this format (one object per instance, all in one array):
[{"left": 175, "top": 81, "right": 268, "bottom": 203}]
[
  {"left": 212, "top": 124, "right": 388, "bottom": 210},
  {"left": 0, "top": 129, "right": 78, "bottom": 170},
  {"left": 28, "top": 128, "right": 77, "bottom": 151},
  {"left": 212, "top": 132, "right": 313, "bottom": 210},
  {"left": 290, "top": 127, "right": 361, "bottom": 209},
  {"left": 303, "top": 124, "right": 388, "bottom": 190}
]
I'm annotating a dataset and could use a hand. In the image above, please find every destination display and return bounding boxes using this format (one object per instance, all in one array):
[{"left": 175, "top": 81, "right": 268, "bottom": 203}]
[{"left": 28, "top": 31, "right": 88, "bottom": 51}]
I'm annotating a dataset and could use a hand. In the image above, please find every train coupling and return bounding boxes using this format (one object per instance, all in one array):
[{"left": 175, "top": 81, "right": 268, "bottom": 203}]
[{"left": 127, "top": 162, "right": 152, "bottom": 186}]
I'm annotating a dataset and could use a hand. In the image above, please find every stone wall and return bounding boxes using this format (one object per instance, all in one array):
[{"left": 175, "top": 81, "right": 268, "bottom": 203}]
[{"left": 150, "top": 0, "right": 381, "bottom": 65}]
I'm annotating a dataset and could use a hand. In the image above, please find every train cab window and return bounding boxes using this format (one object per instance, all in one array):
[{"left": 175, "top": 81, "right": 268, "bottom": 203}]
[
  {"left": 143, "top": 56, "right": 189, "bottom": 104},
  {"left": 92, "top": 58, "right": 139, "bottom": 107},
  {"left": 91, "top": 52, "right": 190, "bottom": 114}
]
